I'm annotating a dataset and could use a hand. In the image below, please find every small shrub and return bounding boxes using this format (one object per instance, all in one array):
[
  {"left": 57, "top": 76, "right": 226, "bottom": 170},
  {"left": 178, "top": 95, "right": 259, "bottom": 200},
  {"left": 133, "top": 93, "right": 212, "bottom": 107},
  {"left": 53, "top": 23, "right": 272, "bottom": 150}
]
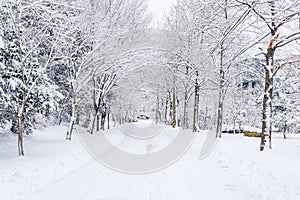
[{"left": 244, "top": 131, "right": 262, "bottom": 137}]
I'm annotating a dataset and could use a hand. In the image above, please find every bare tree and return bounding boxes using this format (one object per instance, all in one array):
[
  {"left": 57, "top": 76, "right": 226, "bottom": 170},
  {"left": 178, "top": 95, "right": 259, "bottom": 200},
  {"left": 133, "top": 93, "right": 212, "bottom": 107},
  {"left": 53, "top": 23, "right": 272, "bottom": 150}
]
[
  {"left": 65, "top": 0, "right": 151, "bottom": 139},
  {"left": 88, "top": 70, "right": 117, "bottom": 134},
  {"left": 237, "top": 0, "right": 300, "bottom": 150},
  {"left": 2, "top": 0, "right": 71, "bottom": 155}
]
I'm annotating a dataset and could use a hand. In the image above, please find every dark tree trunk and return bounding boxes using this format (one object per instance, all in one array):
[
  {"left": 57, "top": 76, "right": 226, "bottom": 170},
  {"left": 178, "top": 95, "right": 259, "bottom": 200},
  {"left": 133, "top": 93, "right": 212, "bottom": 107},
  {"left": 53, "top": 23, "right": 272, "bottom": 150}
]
[
  {"left": 193, "top": 71, "right": 199, "bottom": 132},
  {"left": 58, "top": 109, "right": 64, "bottom": 126},
  {"left": 101, "top": 108, "right": 106, "bottom": 131},
  {"left": 183, "top": 88, "right": 188, "bottom": 129},
  {"left": 164, "top": 95, "right": 168, "bottom": 124},
  {"left": 107, "top": 109, "right": 110, "bottom": 130},
  {"left": 66, "top": 96, "right": 77, "bottom": 140},
  {"left": 156, "top": 87, "right": 159, "bottom": 124},
  {"left": 261, "top": 36, "right": 276, "bottom": 151},
  {"left": 216, "top": 56, "right": 225, "bottom": 138},
  {"left": 269, "top": 77, "right": 274, "bottom": 149},
  {"left": 283, "top": 122, "right": 287, "bottom": 139},
  {"left": 172, "top": 85, "right": 176, "bottom": 128},
  {"left": 261, "top": 78, "right": 269, "bottom": 151},
  {"left": 96, "top": 113, "right": 100, "bottom": 132},
  {"left": 169, "top": 91, "right": 172, "bottom": 125}
]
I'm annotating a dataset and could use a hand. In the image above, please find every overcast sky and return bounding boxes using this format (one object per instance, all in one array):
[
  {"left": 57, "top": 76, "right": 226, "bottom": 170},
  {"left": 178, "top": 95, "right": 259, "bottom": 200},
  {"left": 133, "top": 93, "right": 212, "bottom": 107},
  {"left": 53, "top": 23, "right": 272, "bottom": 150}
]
[{"left": 147, "top": 0, "right": 175, "bottom": 25}]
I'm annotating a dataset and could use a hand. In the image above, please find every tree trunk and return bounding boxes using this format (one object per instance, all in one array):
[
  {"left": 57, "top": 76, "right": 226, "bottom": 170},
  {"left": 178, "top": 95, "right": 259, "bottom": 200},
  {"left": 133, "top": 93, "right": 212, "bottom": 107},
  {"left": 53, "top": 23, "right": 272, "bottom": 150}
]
[
  {"left": 216, "top": 67, "right": 225, "bottom": 138},
  {"left": 233, "top": 117, "right": 236, "bottom": 135},
  {"left": 16, "top": 4, "right": 25, "bottom": 156},
  {"left": 261, "top": 68, "right": 274, "bottom": 150},
  {"left": 261, "top": 78, "right": 269, "bottom": 150},
  {"left": 58, "top": 108, "right": 64, "bottom": 126},
  {"left": 17, "top": 89, "right": 27, "bottom": 156},
  {"left": 164, "top": 95, "right": 168, "bottom": 124},
  {"left": 216, "top": 44, "right": 225, "bottom": 138},
  {"left": 183, "top": 88, "right": 188, "bottom": 129},
  {"left": 172, "top": 84, "right": 176, "bottom": 128},
  {"left": 66, "top": 96, "right": 76, "bottom": 140},
  {"left": 204, "top": 107, "right": 209, "bottom": 130},
  {"left": 193, "top": 71, "right": 199, "bottom": 132},
  {"left": 269, "top": 77, "right": 274, "bottom": 149},
  {"left": 169, "top": 91, "right": 172, "bottom": 125},
  {"left": 283, "top": 121, "right": 287, "bottom": 139},
  {"left": 261, "top": 0, "right": 279, "bottom": 151},
  {"left": 88, "top": 108, "right": 98, "bottom": 135},
  {"left": 101, "top": 108, "right": 106, "bottom": 131},
  {"left": 96, "top": 113, "right": 100, "bottom": 132},
  {"left": 107, "top": 109, "right": 110, "bottom": 129},
  {"left": 156, "top": 87, "right": 159, "bottom": 124},
  {"left": 18, "top": 113, "right": 24, "bottom": 156},
  {"left": 216, "top": 95, "right": 224, "bottom": 138},
  {"left": 261, "top": 36, "right": 276, "bottom": 151}
]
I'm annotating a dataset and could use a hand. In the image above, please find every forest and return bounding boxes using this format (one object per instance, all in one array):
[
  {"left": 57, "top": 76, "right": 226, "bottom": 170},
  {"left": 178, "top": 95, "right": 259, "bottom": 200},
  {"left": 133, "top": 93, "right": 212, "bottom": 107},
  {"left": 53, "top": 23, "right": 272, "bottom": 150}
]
[{"left": 0, "top": 0, "right": 299, "bottom": 156}]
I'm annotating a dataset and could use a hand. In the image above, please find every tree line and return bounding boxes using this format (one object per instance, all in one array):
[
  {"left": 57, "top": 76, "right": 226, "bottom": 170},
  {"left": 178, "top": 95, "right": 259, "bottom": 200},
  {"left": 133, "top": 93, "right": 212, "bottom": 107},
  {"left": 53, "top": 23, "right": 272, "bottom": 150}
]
[{"left": 0, "top": 0, "right": 299, "bottom": 155}]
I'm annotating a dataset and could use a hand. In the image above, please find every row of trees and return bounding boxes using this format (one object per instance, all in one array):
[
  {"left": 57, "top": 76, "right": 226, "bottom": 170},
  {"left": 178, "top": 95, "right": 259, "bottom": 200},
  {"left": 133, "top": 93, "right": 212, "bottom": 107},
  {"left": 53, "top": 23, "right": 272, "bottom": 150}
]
[
  {"left": 0, "top": 0, "right": 151, "bottom": 155},
  {"left": 163, "top": 0, "right": 300, "bottom": 151},
  {"left": 107, "top": 0, "right": 300, "bottom": 152},
  {"left": 0, "top": 0, "right": 299, "bottom": 155}
]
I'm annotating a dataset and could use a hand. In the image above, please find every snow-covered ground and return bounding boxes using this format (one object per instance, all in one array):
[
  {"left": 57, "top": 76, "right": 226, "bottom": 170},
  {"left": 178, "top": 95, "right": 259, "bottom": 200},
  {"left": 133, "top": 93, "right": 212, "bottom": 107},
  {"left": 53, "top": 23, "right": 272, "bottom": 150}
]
[{"left": 1, "top": 122, "right": 300, "bottom": 200}]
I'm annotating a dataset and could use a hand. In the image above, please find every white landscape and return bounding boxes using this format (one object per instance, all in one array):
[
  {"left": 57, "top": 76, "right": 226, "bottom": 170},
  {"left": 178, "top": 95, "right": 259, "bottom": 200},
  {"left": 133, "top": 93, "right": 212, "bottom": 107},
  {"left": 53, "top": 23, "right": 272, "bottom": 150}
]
[
  {"left": 1, "top": 121, "right": 300, "bottom": 200},
  {"left": 0, "top": 0, "right": 300, "bottom": 200}
]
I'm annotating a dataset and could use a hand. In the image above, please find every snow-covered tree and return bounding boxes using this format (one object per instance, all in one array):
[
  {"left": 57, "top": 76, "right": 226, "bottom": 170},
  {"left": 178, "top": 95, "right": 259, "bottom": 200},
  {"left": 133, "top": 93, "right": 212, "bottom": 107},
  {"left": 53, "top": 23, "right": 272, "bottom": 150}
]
[
  {"left": 165, "top": 0, "right": 216, "bottom": 132},
  {"left": 237, "top": 0, "right": 300, "bottom": 150},
  {"left": 273, "top": 55, "right": 300, "bottom": 138},
  {"left": 165, "top": 0, "right": 262, "bottom": 135},
  {"left": 224, "top": 58, "right": 264, "bottom": 131},
  {"left": 64, "top": 0, "right": 152, "bottom": 140},
  {"left": 0, "top": 0, "right": 73, "bottom": 155}
]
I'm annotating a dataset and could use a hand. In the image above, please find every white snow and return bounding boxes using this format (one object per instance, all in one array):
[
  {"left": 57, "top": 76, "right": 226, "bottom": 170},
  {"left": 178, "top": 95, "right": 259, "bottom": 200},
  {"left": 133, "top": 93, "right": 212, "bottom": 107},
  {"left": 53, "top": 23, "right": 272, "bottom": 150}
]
[{"left": 1, "top": 123, "right": 300, "bottom": 200}]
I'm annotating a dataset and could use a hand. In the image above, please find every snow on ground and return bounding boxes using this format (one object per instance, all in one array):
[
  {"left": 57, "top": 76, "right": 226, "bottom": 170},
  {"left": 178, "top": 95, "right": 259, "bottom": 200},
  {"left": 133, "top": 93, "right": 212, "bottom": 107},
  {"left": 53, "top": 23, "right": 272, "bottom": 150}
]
[
  {"left": 0, "top": 126, "right": 91, "bottom": 200},
  {"left": 1, "top": 122, "right": 300, "bottom": 200}
]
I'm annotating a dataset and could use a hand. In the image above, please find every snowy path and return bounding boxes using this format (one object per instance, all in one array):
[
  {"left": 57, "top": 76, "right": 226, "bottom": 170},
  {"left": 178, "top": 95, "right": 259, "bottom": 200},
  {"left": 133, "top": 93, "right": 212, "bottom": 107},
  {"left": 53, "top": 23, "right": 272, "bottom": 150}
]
[{"left": 1, "top": 124, "right": 300, "bottom": 200}]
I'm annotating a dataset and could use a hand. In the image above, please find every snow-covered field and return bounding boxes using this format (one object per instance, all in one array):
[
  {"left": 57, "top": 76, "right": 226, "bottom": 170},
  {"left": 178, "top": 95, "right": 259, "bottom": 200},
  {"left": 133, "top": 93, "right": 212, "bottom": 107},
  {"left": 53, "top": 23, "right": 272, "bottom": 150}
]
[{"left": 1, "top": 122, "right": 300, "bottom": 200}]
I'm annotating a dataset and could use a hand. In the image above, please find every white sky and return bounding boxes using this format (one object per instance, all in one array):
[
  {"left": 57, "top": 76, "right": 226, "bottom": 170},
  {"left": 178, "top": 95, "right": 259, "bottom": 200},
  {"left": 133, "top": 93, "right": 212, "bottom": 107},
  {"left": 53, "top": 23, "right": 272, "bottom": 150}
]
[{"left": 147, "top": 0, "right": 176, "bottom": 25}]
